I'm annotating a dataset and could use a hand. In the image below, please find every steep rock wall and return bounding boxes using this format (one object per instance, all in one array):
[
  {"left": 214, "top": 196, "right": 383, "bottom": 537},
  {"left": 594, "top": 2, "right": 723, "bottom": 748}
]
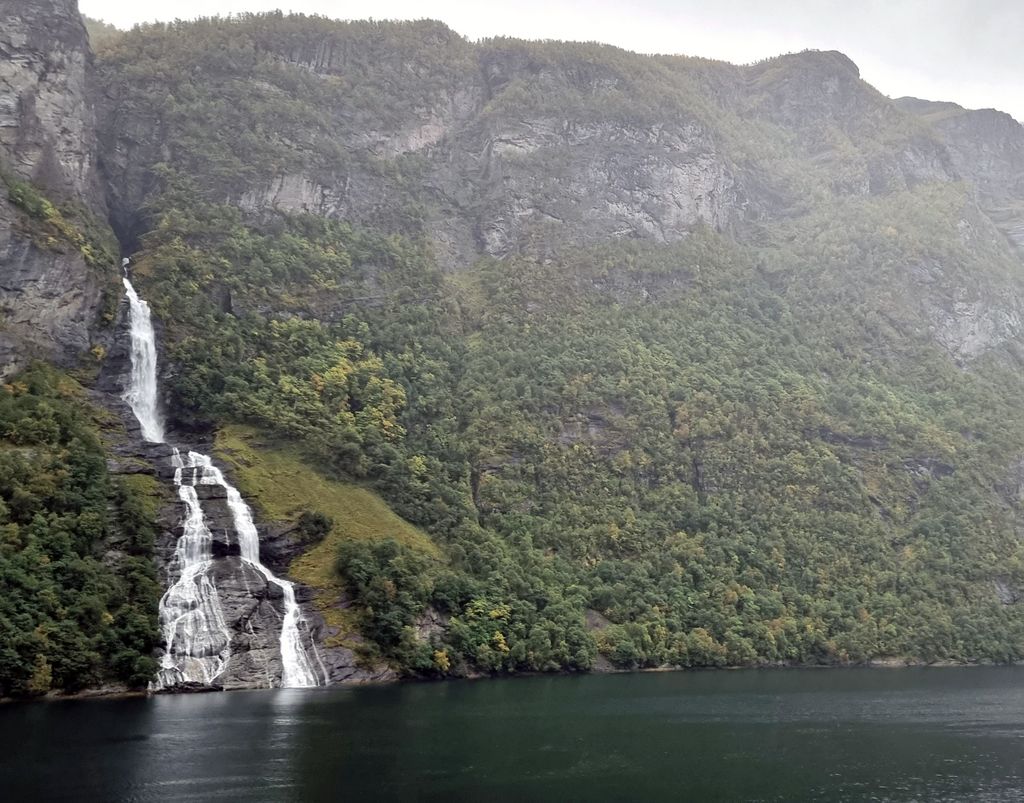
[{"left": 0, "top": 0, "right": 111, "bottom": 377}]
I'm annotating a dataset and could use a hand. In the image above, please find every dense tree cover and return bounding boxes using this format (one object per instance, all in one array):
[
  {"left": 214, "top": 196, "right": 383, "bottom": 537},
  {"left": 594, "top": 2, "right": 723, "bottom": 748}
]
[
  {"left": 133, "top": 179, "right": 425, "bottom": 475},
  {"left": 455, "top": 217, "right": 1024, "bottom": 668},
  {"left": 335, "top": 538, "right": 440, "bottom": 670},
  {"left": 127, "top": 177, "right": 1024, "bottom": 675},
  {"left": 0, "top": 366, "right": 161, "bottom": 696},
  {"left": 91, "top": 15, "right": 1024, "bottom": 677}
]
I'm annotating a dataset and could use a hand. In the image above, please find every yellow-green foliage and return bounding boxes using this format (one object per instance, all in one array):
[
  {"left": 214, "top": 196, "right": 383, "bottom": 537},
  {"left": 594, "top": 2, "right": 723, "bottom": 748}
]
[
  {"left": 117, "top": 473, "right": 164, "bottom": 522},
  {"left": 92, "top": 15, "right": 1024, "bottom": 674},
  {"left": 214, "top": 424, "right": 436, "bottom": 645}
]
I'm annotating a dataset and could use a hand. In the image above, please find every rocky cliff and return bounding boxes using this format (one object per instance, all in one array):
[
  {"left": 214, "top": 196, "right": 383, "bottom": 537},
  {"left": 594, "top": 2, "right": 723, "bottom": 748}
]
[
  {"left": 91, "top": 22, "right": 1024, "bottom": 370},
  {"left": 896, "top": 96, "right": 1024, "bottom": 254},
  {"left": 0, "top": 0, "right": 116, "bottom": 379},
  {"left": 6, "top": 8, "right": 1023, "bottom": 397},
  {"left": 118, "top": 40, "right": 957, "bottom": 261},
  {"left": 896, "top": 97, "right": 1024, "bottom": 206}
]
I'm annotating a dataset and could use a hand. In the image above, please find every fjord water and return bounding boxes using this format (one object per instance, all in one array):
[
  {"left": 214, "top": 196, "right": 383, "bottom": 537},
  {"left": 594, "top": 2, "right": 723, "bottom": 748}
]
[
  {"left": 5, "top": 668, "right": 1024, "bottom": 801},
  {"left": 121, "top": 275, "right": 321, "bottom": 688}
]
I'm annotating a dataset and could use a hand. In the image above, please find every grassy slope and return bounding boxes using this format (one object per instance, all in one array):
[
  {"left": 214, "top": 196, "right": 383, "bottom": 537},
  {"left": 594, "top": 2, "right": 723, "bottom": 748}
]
[{"left": 214, "top": 424, "right": 436, "bottom": 645}]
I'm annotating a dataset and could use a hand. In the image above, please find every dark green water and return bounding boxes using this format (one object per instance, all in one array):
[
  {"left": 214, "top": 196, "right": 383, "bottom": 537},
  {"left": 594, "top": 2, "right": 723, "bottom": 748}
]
[{"left": 4, "top": 668, "right": 1024, "bottom": 801}]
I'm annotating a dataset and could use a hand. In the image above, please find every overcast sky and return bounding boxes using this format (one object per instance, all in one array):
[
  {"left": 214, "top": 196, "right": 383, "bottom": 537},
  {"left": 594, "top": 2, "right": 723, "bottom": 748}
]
[{"left": 79, "top": 0, "right": 1024, "bottom": 122}]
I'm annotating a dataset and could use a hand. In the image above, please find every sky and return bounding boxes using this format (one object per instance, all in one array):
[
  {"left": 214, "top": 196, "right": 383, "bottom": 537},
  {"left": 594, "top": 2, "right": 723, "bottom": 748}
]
[{"left": 78, "top": 0, "right": 1024, "bottom": 122}]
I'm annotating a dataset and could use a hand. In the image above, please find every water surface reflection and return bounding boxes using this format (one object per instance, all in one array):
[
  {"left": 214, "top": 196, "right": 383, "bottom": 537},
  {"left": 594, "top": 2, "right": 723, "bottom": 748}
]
[{"left": 4, "top": 668, "right": 1024, "bottom": 800}]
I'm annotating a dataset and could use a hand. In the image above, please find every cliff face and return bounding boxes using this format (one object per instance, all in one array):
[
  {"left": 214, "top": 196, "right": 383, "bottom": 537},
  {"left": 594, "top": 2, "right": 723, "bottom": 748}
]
[
  {"left": 93, "top": 25, "right": 1023, "bottom": 369},
  {"left": 3, "top": 8, "right": 1021, "bottom": 389},
  {"left": 892, "top": 97, "right": 1024, "bottom": 358},
  {"left": 897, "top": 97, "right": 1024, "bottom": 209},
  {"left": 94, "top": 30, "right": 974, "bottom": 272},
  {"left": 0, "top": 0, "right": 112, "bottom": 378},
  {"left": 0, "top": 0, "right": 103, "bottom": 200}
]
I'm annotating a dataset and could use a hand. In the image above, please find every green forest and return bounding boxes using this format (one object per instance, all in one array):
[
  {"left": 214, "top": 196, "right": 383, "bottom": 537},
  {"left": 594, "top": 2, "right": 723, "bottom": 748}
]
[
  {"left": 0, "top": 366, "right": 160, "bottom": 696},
  {"left": 127, "top": 181, "right": 1024, "bottom": 674}
]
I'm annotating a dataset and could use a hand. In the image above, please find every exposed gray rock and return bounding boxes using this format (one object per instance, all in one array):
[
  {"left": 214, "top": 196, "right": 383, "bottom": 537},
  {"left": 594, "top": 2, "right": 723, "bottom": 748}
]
[
  {"left": 0, "top": 0, "right": 112, "bottom": 378},
  {"left": 256, "top": 520, "right": 306, "bottom": 573},
  {"left": 901, "top": 457, "right": 954, "bottom": 481},
  {"left": 239, "top": 174, "right": 339, "bottom": 218},
  {"left": 897, "top": 97, "right": 1024, "bottom": 284},
  {"left": 994, "top": 578, "right": 1020, "bottom": 606},
  {"left": 0, "top": 222, "right": 105, "bottom": 376},
  {"left": 812, "top": 428, "right": 889, "bottom": 450},
  {"left": 316, "top": 642, "right": 397, "bottom": 684},
  {"left": 897, "top": 98, "right": 1024, "bottom": 204},
  {"left": 930, "top": 298, "right": 1023, "bottom": 362},
  {"left": 0, "top": 0, "right": 105, "bottom": 203},
  {"left": 209, "top": 557, "right": 282, "bottom": 690},
  {"left": 413, "top": 606, "right": 448, "bottom": 643},
  {"left": 557, "top": 404, "right": 628, "bottom": 453},
  {"left": 470, "top": 118, "right": 740, "bottom": 256},
  {"left": 584, "top": 609, "right": 612, "bottom": 631}
]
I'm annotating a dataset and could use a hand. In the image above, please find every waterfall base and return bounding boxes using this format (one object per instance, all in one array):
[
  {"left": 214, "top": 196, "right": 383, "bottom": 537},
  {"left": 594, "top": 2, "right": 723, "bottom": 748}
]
[
  {"left": 151, "top": 449, "right": 324, "bottom": 689},
  {"left": 97, "top": 386, "right": 394, "bottom": 691}
]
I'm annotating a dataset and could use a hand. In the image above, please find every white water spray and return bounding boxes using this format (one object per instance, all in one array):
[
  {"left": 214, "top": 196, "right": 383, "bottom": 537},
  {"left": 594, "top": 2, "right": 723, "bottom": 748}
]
[
  {"left": 155, "top": 449, "right": 232, "bottom": 688},
  {"left": 121, "top": 273, "right": 322, "bottom": 689},
  {"left": 185, "top": 452, "right": 322, "bottom": 688},
  {"left": 122, "top": 277, "right": 164, "bottom": 443}
]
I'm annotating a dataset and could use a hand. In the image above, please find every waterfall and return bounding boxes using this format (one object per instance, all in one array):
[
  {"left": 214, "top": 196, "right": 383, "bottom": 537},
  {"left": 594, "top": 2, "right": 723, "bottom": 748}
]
[
  {"left": 155, "top": 449, "right": 231, "bottom": 688},
  {"left": 121, "top": 274, "right": 322, "bottom": 689},
  {"left": 185, "top": 452, "right": 322, "bottom": 688},
  {"left": 122, "top": 278, "right": 165, "bottom": 443}
]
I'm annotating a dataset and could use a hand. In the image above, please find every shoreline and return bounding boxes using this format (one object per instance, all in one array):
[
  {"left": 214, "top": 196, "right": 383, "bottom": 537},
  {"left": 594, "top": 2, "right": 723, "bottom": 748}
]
[{"left": 3, "top": 655, "right": 1012, "bottom": 704}]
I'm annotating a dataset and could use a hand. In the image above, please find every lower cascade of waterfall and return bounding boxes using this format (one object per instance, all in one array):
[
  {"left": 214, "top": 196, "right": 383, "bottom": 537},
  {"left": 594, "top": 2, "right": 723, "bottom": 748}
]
[
  {"left": 121, "top": 271, "right": 323, "bottom": 690},
  {"left": 155, "top": 449, "right": 231, "bottom": 688}
]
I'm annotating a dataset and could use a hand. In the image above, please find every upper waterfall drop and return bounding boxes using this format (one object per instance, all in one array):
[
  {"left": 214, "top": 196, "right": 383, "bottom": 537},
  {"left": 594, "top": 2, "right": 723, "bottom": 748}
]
[{"left": 122, "top": 276, "right": 165, "bottom": 443}]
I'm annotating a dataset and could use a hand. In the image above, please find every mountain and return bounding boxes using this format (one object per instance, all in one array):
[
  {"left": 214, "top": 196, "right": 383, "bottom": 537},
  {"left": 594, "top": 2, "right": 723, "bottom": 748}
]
[{"left": 3, "top": 2, "right": 1024, "bottom": 696}]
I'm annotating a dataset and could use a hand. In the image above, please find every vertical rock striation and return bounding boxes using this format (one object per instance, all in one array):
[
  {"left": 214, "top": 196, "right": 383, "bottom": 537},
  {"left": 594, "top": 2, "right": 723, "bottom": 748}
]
[{"left": 0, "top": 0, "right": 111, "bottom": 377}]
